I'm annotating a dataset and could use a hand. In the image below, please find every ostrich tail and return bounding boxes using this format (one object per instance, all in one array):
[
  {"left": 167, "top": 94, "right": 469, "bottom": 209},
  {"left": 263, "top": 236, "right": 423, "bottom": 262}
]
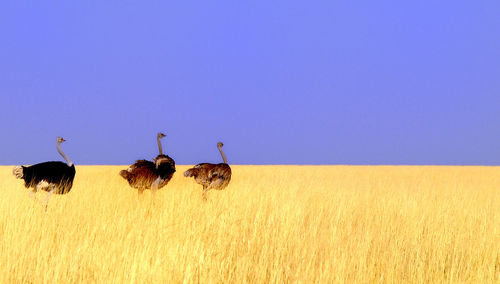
[
  {"left": 13, "top": 166, "right": 23, "bottom": 179},
  {"left": 184, "top": 168, "right": 197, "bottom": 178},
  {"left": 119, "top": 170, "right": 129, "bottom": 180},
  {"left": 184, "top": 168, "right": 200, "bottom": 178}
]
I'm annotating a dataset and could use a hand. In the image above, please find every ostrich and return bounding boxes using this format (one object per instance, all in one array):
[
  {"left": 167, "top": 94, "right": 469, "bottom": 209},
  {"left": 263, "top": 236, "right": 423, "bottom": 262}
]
[
  {"left": 119, "top": 132, "right": 176, "bottom": 194},
  {"left": 12, "top": 137, "right": 76, "bottom": 209},
  {"left": 184, "top": 142, "right": 232, "bottom": 199}
]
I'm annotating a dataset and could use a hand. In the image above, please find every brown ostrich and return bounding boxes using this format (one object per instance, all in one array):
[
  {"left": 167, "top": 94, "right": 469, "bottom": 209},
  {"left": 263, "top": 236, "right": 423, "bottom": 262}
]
[
  {"left": 119, "top": 132, "right": 176, "bottom": 194},
  {"left": 184, "top": 142, "right": 232, "bottom": 199}
]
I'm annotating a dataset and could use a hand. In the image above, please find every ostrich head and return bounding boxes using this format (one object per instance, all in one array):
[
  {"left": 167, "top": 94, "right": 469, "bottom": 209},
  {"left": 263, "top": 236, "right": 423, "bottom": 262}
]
[
  {"left": 217, "top": 142, "right": 224, "bottom": 148},
  {"left": 57, "top": 137, "right": 66, "bottom": 143},
  {"left": 158, "top": 132, "right": 166, "bottom": 139}
]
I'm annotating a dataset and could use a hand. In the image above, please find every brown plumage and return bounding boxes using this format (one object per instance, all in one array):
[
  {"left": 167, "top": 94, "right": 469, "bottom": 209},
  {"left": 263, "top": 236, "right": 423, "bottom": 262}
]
[
  {"left": 119, "top": 133, "right": 176, "bottom": 194},
  {"left": 184, "top": 142, "right": 232, "bottom": 199}
]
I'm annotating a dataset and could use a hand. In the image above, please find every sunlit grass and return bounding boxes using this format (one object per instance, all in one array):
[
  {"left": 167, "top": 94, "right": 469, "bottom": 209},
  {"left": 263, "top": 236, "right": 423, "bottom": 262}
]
[{"left": 0, "top": 165, "right": 498, "bottom": 283}]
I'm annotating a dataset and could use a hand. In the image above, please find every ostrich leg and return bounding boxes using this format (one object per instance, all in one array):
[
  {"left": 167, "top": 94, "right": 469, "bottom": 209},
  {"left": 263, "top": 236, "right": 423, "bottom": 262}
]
[
  {"left": 202, "top": 185, "right": 209, "bottom": 201},
  {"left": 43, "top": 187, "right": 57, "bottom": 211},
  {"left": 151, "top": 177, "right": 164, "bottom": 195},
  {"left": 29, "top": 190, "right": 38, "bottom": 202},
  {"left": 30, "top": 181, "right": 49, "bottom": 204},
  {"left": 150, "top": 177, "right": 163, "bottom": 205}
]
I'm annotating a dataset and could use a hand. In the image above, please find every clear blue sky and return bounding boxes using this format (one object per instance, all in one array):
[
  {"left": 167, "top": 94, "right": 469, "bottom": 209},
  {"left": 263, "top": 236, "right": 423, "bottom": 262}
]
[{"left": 1, "top": 1, "right": 499, "bottom": 165}]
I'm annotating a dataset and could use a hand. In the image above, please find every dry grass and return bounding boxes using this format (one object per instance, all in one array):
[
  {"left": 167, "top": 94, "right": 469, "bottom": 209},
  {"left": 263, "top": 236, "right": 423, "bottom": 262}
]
[{"left": 0, "top": 165, "right": 498, "bottom": 283}]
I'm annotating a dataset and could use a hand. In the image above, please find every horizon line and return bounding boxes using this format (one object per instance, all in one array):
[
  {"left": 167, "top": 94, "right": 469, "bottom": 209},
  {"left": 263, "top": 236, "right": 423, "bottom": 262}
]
[{"left": 1, "top": 164, "right": 499, "bottom": 167}]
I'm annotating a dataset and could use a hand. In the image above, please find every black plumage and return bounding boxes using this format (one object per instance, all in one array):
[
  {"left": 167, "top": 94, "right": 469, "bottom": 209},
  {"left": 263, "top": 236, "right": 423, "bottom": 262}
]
[
  {"left": 13, "top": 137, "right": 76, "bottom": 209},
  {"left": 16, "top": 161, "right": 75, "bottom": 194}
]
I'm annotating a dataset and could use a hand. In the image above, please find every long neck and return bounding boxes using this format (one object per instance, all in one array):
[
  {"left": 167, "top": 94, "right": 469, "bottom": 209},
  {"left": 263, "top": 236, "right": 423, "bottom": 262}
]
[
  {"left": 157, "top": 136, "right": 163, "bottom": 155},
  {"left": 57, "top": 142, "right": 73, "bottom": 166},
  {"left": 218, "top": 146, "right": 228, "bottom": 164}
]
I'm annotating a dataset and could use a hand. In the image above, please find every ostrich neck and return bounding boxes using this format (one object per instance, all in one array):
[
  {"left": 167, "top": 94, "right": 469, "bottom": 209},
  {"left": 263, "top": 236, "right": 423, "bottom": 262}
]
[
  {"left": 157, "top": 137, "right": 163, "bottom": 155},
  {"left": 57, "top": 142, "right": 73, "bottom": 166},
  {"left": 218, "top": 146, "right": 228, "bottom": 164}
]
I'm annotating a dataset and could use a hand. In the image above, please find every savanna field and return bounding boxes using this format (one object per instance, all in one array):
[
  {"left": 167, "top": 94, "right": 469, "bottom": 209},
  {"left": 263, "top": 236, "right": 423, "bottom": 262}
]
[{"left": 0, "top": 165, "right": 498, "bottom": 283}]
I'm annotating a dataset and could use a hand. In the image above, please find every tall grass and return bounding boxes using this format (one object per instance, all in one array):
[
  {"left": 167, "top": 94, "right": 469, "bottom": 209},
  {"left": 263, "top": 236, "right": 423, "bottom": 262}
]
[{"left": 0, "top": 165, "right": 498, "bottom": 283}]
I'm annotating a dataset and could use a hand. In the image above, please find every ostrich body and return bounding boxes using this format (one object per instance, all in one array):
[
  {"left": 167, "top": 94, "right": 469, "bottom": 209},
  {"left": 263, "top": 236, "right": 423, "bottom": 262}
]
[
  {"left": 184, "top": 142, "right": 232, "bottom": 199},
  {"left": 13, "top": 137, "right": 76, "bottom": 208},
  {"left": 119, "top": 133, "right": 176, "bottom": 194}
]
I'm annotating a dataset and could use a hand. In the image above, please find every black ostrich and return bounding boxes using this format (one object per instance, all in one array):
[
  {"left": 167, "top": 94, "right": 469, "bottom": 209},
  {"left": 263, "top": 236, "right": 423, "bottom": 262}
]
[
  {"left": 13, "top": 137, "right": 76, "bottom": 209},
  {"left": 119, "top": 132, "right": 176, "bottom": 195}
]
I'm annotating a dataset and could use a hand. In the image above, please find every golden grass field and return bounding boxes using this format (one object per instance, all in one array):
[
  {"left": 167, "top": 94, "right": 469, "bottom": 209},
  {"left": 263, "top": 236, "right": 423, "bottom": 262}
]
[{"left": 0, "top": 165, "right": 498, "bottom": 283}]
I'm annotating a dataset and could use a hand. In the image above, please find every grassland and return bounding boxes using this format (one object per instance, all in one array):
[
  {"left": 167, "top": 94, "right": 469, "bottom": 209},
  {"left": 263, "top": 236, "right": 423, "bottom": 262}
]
[{"left": 0, "top": 165, "right": 498, "bottom": 283}]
